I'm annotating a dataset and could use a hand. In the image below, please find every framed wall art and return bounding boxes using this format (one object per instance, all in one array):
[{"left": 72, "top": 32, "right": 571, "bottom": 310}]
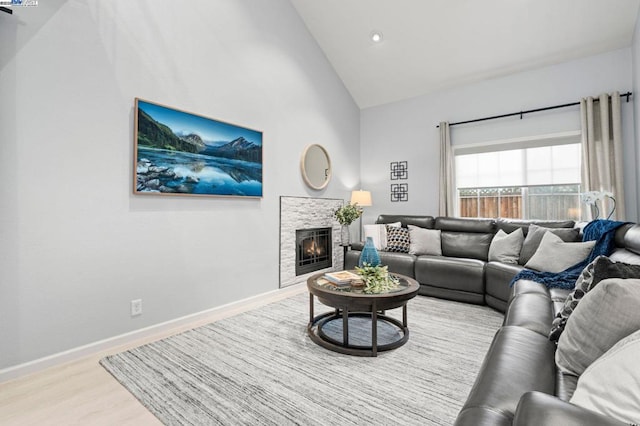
[
  {"left": 391, "top": 183, "right": 408, "bottom": 202},
  {"left": 390, "top": 161, "right": 408, "bottom": 180},
  {"left": 134, "top": 98, "right": 263, "bottom": 197}
]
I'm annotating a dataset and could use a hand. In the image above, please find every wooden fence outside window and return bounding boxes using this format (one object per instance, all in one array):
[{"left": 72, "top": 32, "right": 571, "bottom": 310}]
[{"left": 458, "top": 184, "right": 581, "bottom": 221}]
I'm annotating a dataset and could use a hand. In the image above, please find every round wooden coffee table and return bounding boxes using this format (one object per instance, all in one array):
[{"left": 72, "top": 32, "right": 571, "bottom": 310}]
[{"left": 307, "top": 272, "right": 419, "bottom": 357}]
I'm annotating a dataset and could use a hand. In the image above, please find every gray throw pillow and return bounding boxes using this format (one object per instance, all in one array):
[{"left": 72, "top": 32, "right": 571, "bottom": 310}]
[
  {"left": 570, "top": 329, "right": 640, "bottom": 424},
  {"left": 408, "top": 225, "right": 442, "bottom": 256},
  {"left": 556, "top": 278, "right": 640, "bottom": 376},
  {"left": 524, "top": 232, "right": 595, "bottom": 273},
  {"left": 519, "top": 224, "right": 579, "bottom": 265},
  {"left": 488, "top": 228, "right": 524, "bottom": 264},
  {"left": 549, "top": 256, "right": 640, "bottom": 342}
]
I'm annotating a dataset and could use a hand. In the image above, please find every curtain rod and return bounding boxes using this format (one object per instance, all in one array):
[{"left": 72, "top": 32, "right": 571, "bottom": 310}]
[{"left": 436, "top": 91, "right": 632, "bottom": 128}]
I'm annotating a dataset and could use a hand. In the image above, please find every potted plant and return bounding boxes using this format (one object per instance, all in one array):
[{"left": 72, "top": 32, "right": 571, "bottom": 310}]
[
  {"left": 334, "top": 203, "right": 363, "bottom": 245},
  {"left": 354, "top": 263, "right": 399, "bottom": 294}
]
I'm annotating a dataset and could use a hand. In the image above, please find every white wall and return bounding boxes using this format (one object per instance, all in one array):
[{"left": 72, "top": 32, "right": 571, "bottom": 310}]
[
  {"left": 633, "top": 6, "right": 640, "bottom": 212},
  {"left": 360, "top": 48, "right": 637, "bottom": 224},
  {"left": 0, "top": 0, "right": 359, "bottom": 369}
]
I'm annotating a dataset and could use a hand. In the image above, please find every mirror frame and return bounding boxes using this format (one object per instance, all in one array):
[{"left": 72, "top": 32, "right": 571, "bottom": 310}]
[{"left": 300, "top": 144, "right": 331, "bottom": 190}]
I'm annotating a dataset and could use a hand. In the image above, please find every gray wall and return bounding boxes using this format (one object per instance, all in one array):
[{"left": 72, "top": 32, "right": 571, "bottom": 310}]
[
  {"left": 0, "top": 0, "right": 359, "bottom": 369},
  {"left": 360, "top": 48, "right": 637, "bottom": 225}
]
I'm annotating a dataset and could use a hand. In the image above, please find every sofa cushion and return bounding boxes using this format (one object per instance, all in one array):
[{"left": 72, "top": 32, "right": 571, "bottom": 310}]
[
  {"left": 408, "top": 225, "right": 442, "bottom": 256},
  {"left": 497, "top": 218, "right": 575, "bottom": 235},
  {"left": 440, "top": 232, "right": 495, "bottom": 261},
  {"left": 556, "top": 278, "right": 640, "bottom": 376},
  {"left": 489, "top": 228, "right": 524, "bottom": 264},
  {"left": 570, "top": 329, "right": 640, "bottom": 424},
  {"left": 485, "top": 261, "right": 525, "bottom": 309},
  {"left": 376, "top": 214, "right": 435, "bottom": 229},
  {"left": 509, "top": 281, "right": 568, "bottom": 317},
  {"left": 415, "top": 255, "right": 485, "bottom": 294},
  {"left": 519, "top": 224, "right": 580, "bottom": 265},
  {"left": 503, "top": 293, "right": 553, "bottom": 336},
  {"left": 376, "top": 251, "right": 416, "bottom": 278},
  {"left": 431, "top": 217, "right": 496, "bottom": 260},
  {"left": 435, "top": 216, "right": 495, "bottom": 232},
  {"left": 549, "top": 256, "right": 640, "bottom": 342},
  {"left": 509, "top": 279, "right": 550, "bottom": 300},
  {"left": 524, "top": 232, "right": 595, "bottom": 273},
  {"left": 513, "top": 391, "right": 628, "bottom": 426},
  {"left": 385, "top": 225, "right": 410, "bottom": 253}
]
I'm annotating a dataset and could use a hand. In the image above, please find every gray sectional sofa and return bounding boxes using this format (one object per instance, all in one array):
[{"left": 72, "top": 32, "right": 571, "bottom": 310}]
[
  {"left": 345, "top": 214, "right": 639, "bottom": 425},
  {"left": 345, "top": 214, "right": 578, "bottom": 313}
]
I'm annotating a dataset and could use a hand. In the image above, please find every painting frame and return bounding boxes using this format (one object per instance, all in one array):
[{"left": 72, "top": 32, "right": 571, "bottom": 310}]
[{"left": 133, "top": 98, "right": 263, "bottom": 198}]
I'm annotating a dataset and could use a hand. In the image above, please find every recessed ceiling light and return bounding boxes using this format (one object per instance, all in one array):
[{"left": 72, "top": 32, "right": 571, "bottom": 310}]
[{"left": 370, "top": 31, "right": 383, "bottom": 43}]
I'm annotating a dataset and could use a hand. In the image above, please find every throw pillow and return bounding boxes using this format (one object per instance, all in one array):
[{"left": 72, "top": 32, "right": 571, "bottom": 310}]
[
  {"left": 524, "top": 232, "right": 595, "bottom": 273},
  {"left": 408, "top": 225, "right": 442, "bottom": 256},
  {"left": 488, "top": 228, "right": 524, "bottom": 264},
  {"left": 549, "top": 256, "right": 640, "bottom": 342},
  {"left": 555, "top": 278, "right": 640, "bottom": 376},
  {"left": 570, "top": 328, "right": 640, "bottom": 424},
  {"left": 363, "top": 222, "right": 401, "bottom": 250},
  {"left": 519, "top": 224, "right": 580, "bottom": 265},
  {"left": 385, "top": 225, "right": 410, "bottom": 253}
]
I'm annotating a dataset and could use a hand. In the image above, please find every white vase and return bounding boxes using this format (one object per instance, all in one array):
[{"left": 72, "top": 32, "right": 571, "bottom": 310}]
[{"left": 340, "top": 225, "right": 350, "bottom": 246}]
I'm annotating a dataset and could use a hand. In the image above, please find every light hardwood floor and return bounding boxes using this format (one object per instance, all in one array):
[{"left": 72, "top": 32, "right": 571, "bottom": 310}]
[{"left": 0, "top": 285, "right": 305, "bottom": 425}]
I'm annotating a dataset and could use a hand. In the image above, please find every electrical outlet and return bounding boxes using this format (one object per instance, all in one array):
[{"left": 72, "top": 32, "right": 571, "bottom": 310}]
[{"left": 131, "top": 299, "right": 143, "bottom": 316}]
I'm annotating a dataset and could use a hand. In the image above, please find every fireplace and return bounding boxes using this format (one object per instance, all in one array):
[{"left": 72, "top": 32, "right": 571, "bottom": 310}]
[
  {"left": 279, "top": 196, "right": 343, "bottom": 288},
  {"left": 296, "top": 227, "right": 332, "bottom": 276}
]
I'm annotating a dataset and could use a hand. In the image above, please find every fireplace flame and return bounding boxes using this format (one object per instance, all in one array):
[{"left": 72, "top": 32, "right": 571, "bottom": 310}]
[{"left": 304, "top": 239, "right": 325, "bottom": 257}]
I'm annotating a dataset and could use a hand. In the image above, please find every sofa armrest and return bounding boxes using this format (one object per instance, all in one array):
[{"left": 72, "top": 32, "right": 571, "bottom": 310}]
[
  {"left": 454, "top": 327, "right": 555, "bottom": 426},
  {"left": 513, "top": 392, "right": 627, "bottom": 426},
  {"left": 350, "top": 241, "right": 364, "bottom": 251}
]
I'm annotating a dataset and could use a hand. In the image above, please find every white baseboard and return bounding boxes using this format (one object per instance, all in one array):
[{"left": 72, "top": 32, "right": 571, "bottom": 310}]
[{"left": 0, "top": 283, "right": 306, "bottom": 383}]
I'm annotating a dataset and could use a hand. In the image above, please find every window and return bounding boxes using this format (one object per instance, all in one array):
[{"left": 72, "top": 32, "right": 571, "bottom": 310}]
[{"left": 454, "top": 133, "right": 581, "bottom": 220}]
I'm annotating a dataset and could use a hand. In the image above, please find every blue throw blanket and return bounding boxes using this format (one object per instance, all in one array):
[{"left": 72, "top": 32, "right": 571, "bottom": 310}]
[{"left": 510, "top": 219, "right": 628, "bottom": 290}]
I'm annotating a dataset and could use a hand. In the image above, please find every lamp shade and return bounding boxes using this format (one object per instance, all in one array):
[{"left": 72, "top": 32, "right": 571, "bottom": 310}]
[{"left": 350, "top": 190, "right": 372, "bottom": 207}]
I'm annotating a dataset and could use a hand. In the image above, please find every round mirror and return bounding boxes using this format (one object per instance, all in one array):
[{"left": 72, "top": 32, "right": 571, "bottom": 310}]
[{"left": 301, "top": 144, "right": 331, "bottom": 190}]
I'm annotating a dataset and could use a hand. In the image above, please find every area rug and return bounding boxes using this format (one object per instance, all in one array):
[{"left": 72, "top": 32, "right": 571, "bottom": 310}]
[{"left": 100, "top": 293, "right": 503, "bottom": 425}]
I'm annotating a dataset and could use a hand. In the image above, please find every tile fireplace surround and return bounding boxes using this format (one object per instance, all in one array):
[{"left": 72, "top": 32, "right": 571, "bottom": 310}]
[{"left": 279, "top": 196, "right": 344, "bottom": 288}]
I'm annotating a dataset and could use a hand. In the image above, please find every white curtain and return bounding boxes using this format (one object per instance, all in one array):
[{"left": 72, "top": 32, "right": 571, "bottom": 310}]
[
  {"left": 439, "top": 121, "right": 455, "bottom": 216},
  {"left": 580, "top": 92, "right": 625, "bottom": 221}
]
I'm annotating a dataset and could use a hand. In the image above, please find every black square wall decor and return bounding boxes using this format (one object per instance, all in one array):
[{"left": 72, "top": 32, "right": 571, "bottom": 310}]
[
  {"left": 390, "top": 161, "right": 408, "bottom": 180},
  {"left": 390, "top": 184, "right": 408, "bottom": 202}
]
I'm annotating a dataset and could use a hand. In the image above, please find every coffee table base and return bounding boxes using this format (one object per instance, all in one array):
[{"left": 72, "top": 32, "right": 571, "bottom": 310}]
[{"left": 307, "top": 308, "right": 410, "bottom": 357}]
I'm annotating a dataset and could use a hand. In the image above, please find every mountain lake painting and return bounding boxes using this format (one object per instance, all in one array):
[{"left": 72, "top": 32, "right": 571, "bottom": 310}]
[{"left": 134, "top": 98, "right": 263, "bottom": 197}]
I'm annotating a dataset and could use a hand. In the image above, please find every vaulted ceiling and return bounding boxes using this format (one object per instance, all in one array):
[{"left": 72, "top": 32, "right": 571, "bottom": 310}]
[{"left": 290, "top": 0, "right": 640, "bottom": 109}]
